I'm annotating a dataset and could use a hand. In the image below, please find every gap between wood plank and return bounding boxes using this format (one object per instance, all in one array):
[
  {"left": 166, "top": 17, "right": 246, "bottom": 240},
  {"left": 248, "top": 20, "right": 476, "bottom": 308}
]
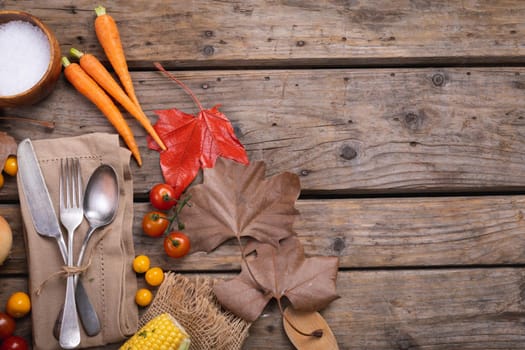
[{"left": 127, "top": 58, "right": 525, "bottom": 72}]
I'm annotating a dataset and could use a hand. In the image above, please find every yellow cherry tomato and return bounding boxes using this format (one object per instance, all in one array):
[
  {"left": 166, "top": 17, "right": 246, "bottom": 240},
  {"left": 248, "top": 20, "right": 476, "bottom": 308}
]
[
  {"left": 0, "top": 173, "right": 4, "bottom": 189},
  {"left": 145, "top": 267, "right": 164, "bottom": 287},
  {"left": 6, "top": 291, "right": 31, "bottom": 318},
  {"left": 3, "top": 156, "right": 17, "bottom": 176},
  {"left": 132, "top": 255, "right": 150, "bottom": 273},
  {"left": 135, "top": 288, "right": 153, "bottom": 307}
]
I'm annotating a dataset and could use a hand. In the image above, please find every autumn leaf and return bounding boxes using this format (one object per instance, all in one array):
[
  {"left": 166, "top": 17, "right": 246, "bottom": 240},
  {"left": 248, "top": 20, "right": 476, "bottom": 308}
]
[
  {"left": 179, "top": 157, "right": 301, "bottom": 252},
  {"left": 147, "top": 63, "right": 249, "bottom": 199},
  {"left": 198, "top": 105, "right": 248, "bottom": 168},
  {"left": 213, "top": 236, "right": 340, "bottom": 322},
  {"left": 0, "top": 132, "right": 17, "bottom": 170},
  {"left": 149, "top": 108, "right": 204, "bottom": 199}
]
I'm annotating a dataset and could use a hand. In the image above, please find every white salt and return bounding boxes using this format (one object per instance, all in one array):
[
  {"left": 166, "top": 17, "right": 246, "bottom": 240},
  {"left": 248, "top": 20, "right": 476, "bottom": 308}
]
[{"left": 0, "top": 20, "right": 51, "bottom": 96}]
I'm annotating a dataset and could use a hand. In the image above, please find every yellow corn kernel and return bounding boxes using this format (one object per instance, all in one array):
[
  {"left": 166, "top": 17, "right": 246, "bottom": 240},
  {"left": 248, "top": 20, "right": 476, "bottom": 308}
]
[{"left": 120, "top": 313, "right": 190, "bottom": 350}]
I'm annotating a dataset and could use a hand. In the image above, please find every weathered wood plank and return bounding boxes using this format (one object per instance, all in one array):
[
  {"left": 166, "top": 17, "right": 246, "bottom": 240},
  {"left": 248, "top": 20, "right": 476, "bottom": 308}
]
[
  {"left": 4, "top": 194, "right": 525, "bottom": 274},
  {"left": 137, "top": 195, "right": 525, "bottom": 271},
  {"left": 3, "top": 1, "right": 525, "bottom": 67},
  {"left": 3, "top": 268, "right": 525, "bottom": 349},
  {"left": 243, "top": 268, "right": 525, "bottom": 349},
  {"left": 3, "top": 67, "right": 525, "bottom": 200}
]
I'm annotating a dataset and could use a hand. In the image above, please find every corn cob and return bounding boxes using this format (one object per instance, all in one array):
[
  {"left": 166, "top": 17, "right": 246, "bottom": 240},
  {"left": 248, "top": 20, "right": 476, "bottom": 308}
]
[{"left": 120, "top": 313, "right": 190, "bottom": 350}]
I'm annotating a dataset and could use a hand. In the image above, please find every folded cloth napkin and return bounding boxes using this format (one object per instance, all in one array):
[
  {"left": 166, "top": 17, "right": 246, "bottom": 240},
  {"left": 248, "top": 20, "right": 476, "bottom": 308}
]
[{"left": 17, "top": 133, "right": 139, "bottom": 350}]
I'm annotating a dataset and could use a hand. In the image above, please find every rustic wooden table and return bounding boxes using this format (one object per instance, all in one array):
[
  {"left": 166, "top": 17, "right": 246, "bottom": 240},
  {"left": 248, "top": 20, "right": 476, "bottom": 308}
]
[{"left": 2, "top": 1, "right": 525, "bottom": 349}]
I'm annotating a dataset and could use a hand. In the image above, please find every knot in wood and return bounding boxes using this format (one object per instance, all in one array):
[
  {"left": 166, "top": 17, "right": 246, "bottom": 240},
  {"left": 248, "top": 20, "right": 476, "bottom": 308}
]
[
  {"left": 67, "top": 5, "right": 77, "bottom": 14},
  {"left": 432, "top": 73, "right": 445, "bottom": 87},
  {"left": 340, "top": 145, "right": 357, "bottom": 160},
  {"left": 332, "top": 237, "right": 346, "bottom": 254},
  {"left": 266, "top": 324, "right": 275, "bottom": 333},
  {"left": 233, "top": 125, "right": 243, "bottom": 138},
  {"left": 203, "top": 45, "right": 215, "bottom": 56},
  {"left": 404, "top": 113, "right": 423, "bottom": 130}
]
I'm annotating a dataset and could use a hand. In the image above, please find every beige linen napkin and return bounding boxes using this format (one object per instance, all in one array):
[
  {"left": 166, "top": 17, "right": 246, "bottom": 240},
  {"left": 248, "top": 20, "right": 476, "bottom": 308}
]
[{"left": 17, "top": 133, "right": 139, "bottom": 349}]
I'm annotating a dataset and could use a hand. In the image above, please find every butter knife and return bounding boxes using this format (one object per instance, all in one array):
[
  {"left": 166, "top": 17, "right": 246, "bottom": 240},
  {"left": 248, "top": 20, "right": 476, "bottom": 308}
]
[{"left": 17, "top": 138, "right": 101, "bottom": 339}]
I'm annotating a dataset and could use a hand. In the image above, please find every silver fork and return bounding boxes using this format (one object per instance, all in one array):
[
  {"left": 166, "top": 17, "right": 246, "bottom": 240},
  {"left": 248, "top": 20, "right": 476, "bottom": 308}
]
[{"left": 58, "top": 158, "right": 82, "bottom": 349}]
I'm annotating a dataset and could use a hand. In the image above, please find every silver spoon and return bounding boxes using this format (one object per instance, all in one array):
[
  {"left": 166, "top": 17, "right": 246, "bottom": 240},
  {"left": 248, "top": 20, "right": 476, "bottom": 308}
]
[
  {"left": 53, "top": 164, "right": 119, "bottom": 339},
  {"left": 75, "top": 164, "right": 119, "bottom": 336}
]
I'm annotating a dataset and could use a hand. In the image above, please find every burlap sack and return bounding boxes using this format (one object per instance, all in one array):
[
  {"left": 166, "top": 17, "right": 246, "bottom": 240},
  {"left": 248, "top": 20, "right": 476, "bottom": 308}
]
[{"left": 140, "top": 272, "right": 251, "bottom": 350}]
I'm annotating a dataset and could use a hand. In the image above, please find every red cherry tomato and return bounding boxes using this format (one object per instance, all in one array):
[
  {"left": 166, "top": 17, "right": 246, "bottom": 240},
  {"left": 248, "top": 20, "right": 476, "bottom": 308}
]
[
  {"left": 149, "top": 183, "right": 177, "bottom": 210},
  {"left": 163, "top": 232, "right": 191, "bottom": 258},
  {"left": 142, "top": 211, "right": 170, "bottom": 237},
  {"left": 0, "top": 336, "right": 28, "bottom": 350},
  {"left": 0, "top": 313, "right": 15, "bottom": 340}
]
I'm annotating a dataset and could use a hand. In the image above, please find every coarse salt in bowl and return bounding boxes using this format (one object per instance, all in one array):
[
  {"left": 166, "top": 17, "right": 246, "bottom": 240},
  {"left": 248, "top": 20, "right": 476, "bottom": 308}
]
[{"left": 0, "top": 11, "right": 61, "bottom": 107}]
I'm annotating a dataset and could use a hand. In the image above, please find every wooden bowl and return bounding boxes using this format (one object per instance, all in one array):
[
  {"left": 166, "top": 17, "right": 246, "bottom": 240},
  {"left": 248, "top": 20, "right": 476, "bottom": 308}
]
[{"left": 0, "top": 11, "right": 61, "bottom": 107}]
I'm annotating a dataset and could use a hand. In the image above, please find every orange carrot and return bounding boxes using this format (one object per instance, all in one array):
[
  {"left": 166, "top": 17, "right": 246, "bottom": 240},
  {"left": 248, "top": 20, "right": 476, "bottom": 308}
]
[
  {"left": 61, "top": 57, "right": 142, "bottom": 166},
  {"left": 94, "top": 5, "right": 141, "bottom": 107},
  {"left": 70, "top": 48, "right": 167, "bottom": 151}
]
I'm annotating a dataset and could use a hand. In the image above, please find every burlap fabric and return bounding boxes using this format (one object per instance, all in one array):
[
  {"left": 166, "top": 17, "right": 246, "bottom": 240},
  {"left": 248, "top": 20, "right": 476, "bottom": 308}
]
[{"left": 140, "top": 272, "right": 251, "bottom": 350}]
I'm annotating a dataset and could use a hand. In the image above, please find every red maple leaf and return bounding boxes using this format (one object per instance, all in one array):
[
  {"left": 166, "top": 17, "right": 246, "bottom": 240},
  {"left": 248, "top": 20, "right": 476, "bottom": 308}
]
[{"left": 148, "top": 63, "right": 249, "bottom": 198}]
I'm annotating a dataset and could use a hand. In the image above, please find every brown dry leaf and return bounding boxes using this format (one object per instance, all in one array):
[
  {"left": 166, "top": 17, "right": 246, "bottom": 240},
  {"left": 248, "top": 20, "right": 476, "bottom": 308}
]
[
  {"left": 180, "top": 157, "right": 301, "bottom": 252},
  {"left": 0, "top": 132, "right": 17, "bottom": 169},
  {"left": 213, "top": 236, "right": 340, "bottom": 322}
]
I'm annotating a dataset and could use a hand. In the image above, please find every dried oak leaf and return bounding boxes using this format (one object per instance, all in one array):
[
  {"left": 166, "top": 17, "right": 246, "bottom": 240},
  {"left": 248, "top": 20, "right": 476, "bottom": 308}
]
[
  {"left": 0, "top": 132, "right": 17, "bottom": 170},
  {"left": 213, "top": 236, "right": 340, "bottom": 322},
  {"left": 179, "top": 157, "right": 301, "bottom": 253}
]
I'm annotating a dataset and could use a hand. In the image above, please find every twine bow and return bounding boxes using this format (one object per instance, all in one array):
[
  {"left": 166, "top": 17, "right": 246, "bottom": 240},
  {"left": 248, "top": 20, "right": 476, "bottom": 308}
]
[{"left": 34, "top": 229, "right": 111, "bottom": 296}]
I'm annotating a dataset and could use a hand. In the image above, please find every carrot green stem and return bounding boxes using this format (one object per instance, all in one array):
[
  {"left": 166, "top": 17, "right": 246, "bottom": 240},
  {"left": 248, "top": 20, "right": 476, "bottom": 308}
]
[
  {"left": 61, "top": 56, "right": 71, "bottom": 68},
  {"left": 69, "top": 47, "right": 85, "bottom": 60},
  {"left": 94, "top": 5, "right": 106, "bottom": 16}
]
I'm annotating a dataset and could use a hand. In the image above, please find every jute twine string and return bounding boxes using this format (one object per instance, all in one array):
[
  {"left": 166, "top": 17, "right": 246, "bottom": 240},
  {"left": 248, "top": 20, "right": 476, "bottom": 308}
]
[{"left": 34, "top": 229, "right": 111, "bottom": 296}]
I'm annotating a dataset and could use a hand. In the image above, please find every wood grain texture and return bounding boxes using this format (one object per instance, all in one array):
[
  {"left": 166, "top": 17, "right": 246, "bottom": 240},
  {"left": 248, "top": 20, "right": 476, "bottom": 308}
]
[
  {"left": 3, "top": 67, "right": 525, "bottom": 200},
  {"left": 4, "top": 194, "right": 525, "bottom": 274},
  {"left": 2, "top": 268, "right": 525, "bottom": 349},
  {"left": 243, "top": 268, "right": 525, "bottom": 349},
  {"left": 139, "top": 195, "right": 525, "bottom": 270},
  {"left": 3, "top": 0, "right": 525, "bottom": 67},
  {"left": 2, "top": 2, "right": 525, "bottom": 349}
]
